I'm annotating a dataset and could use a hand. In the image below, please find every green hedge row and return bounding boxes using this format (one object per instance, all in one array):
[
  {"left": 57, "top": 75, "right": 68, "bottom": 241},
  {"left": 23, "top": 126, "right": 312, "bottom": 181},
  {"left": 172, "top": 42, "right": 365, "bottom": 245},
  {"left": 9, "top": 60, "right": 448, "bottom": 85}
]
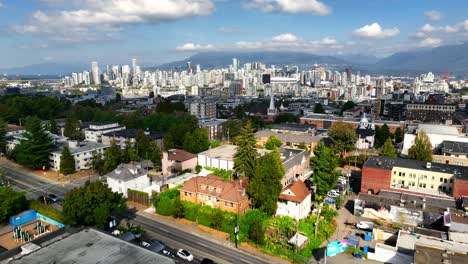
[{"left": 30, "top": 200, "right": 65, "bottom": 223}]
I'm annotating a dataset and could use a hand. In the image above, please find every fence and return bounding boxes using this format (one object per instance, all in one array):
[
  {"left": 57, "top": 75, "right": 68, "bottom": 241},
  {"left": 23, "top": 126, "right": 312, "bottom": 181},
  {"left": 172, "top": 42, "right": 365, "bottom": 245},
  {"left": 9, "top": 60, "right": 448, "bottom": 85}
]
[{"left": 127, "top": 189, "right": 150, "bottom": 206}]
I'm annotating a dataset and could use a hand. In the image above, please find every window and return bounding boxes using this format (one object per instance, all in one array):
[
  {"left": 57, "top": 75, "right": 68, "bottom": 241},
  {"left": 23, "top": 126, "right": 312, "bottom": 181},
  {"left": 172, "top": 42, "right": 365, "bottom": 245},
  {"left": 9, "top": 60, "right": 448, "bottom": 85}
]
[
  {"left": 450, "top": 179, "right": 453, "bottom": 183},
  {"left": 208, "top": 186, "right": 213, "bottom": 191},
  {"left": 216, "top": 197, "right": 219, "bottom": 202},
  {"left": 201, "top": 184, "right": 206, "bottom": 190},
  {"left": 440, "top": 178, "right": 443, "bottom": 182},
  {"left": 189, "top": 193, "right": 192, "bottom": 197},
  {"left": 208, "top": 196, "right": 211, "bottom": 201},
  {"left": 444, "top": 179, "right": 447, "bottom": 183},
  {"left": 431, "top": 185, "right": 434, "bottom": 189},
  {"left": 184, "top": 192, "right": 187, "bottom": 196},
  {"left": 230, "top": 202, "right": 234, "bottom": 207}
]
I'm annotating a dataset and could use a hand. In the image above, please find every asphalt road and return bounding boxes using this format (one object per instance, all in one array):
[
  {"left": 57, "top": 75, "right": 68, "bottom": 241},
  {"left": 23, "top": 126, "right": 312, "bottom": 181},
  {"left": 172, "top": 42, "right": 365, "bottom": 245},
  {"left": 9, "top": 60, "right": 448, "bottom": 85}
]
[{"left": 127, "top": 213, "right": 272, "bottom": 264}]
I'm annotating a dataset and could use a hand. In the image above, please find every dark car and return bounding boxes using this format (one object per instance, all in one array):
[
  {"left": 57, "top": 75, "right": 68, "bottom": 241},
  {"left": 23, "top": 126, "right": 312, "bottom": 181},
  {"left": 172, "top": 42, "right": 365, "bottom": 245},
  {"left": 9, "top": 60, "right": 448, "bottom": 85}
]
[
  {"left": 47, "top": 193, "right": 61, "bottom": 203},
  {"left": 201, "top": 258, "right": 216, "bottom": 264},
  {"left": 38, "top": 195, "right": 52, "bottom": 204}
]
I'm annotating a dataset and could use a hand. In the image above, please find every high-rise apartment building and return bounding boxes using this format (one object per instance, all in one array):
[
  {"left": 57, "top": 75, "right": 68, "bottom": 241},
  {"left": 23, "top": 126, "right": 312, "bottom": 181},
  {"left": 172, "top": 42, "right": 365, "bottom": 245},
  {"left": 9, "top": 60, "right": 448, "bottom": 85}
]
[
  {"left": 91, "top": 61, "right": 100, "bottom": 85},
  {"left": 190, "top": 99, "right": 216, "bottom": 119}
]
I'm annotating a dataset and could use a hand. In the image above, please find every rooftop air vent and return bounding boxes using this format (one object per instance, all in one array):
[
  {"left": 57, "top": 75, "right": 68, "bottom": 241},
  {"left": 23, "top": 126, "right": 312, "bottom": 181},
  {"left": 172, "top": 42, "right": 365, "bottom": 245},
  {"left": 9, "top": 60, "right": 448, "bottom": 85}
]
[{"left": 426, "top": 162, "right": 432, "bottom": 169}]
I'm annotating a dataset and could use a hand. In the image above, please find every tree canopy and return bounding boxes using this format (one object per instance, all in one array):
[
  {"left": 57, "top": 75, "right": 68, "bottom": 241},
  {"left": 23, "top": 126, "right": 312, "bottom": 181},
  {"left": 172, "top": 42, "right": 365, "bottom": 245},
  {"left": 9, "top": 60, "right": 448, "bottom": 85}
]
[
  {"left": 62, "top": 181, "right": 126, "bottom": 228},
  {"left": 379, "top": 138, "right": 397, "bottom": 158},
  {"left": 15, "top": 117, "right": 54, "bottom": 169},
  {"left": 183, "top": 128, "right": 210, "bottom": 154},
  {"left": 408, "top": 130, "right": 433, "bottom": 162},
  {"left": 102, "top": 141, "right": 123, "bottom": 174},
  {"left": 394, "top": 127, "right": 404, "bottom": 143},
  {"left": 314, "top": 103, "right": 325, "bottom": 114},
  {"left": 60, "top": 146, "right": 76, "bottom": 175},
  {"left": 0, "top": 186, "right": 28, "bottom": 223},
  {"left": 340, "top": 101, "right": 355, "bottom": 114},
  {"left": 248, "top": 149, "right": 284, "bottom": 215},
  {"left": 63, "top": 114, "right": 82, "bottom": 140},
  {"left": 311, "top": 142, "right": 340, "bottom": 196},
  {"left": 0, "top": 118, "right": 6, "bottom": 153},
  {"left": 375, "top": 124, "right": 392, "bottom": 148},
  {"left": 234, "top": 121, "right": 258, "bottom": 178},
  {"left": 122, "top": 140, "right": 138, "bottom": 163},
  {"left": 327, "top": 122, "right": 357, "bottom": 156},
  {"left": 274, "top": 113, "right": 299, "bottom": 124},
  {"left": 265, "top": 135, "right": 282, "bottom": 150}
]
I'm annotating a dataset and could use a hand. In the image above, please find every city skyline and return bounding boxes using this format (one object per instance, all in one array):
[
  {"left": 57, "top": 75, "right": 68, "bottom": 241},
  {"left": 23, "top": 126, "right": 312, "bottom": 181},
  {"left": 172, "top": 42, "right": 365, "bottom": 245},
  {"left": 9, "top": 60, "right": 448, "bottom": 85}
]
[{"left": 1, "top": 0, "right": 468, "bottom": 68}]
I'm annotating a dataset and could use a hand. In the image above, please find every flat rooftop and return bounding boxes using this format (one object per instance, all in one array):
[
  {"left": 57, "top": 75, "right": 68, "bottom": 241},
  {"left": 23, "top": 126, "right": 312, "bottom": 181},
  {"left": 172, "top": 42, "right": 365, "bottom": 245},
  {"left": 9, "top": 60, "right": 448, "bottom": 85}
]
[
  {"left": 198, "top": 144, "right": 270, "bottom": 160},
  {"left": 10, "top": 228, "right": 175, "bottom": 264},
  {"left": 414, "top": 244, "right": 468, "bottom": 264}
]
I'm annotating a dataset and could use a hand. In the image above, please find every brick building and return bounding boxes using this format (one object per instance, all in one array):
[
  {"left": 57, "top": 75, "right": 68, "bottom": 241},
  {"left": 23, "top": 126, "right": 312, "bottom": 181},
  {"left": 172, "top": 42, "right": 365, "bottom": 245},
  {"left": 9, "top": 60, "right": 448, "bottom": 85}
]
[
  {"left": 406, "top": 104, "right": 456, "bottom": 124},
  {"left": 180, "top": 175, "right": 250, "bottom": 215},
  {"left": 362, "top": 156, "right": 468, "bottom": 198}
]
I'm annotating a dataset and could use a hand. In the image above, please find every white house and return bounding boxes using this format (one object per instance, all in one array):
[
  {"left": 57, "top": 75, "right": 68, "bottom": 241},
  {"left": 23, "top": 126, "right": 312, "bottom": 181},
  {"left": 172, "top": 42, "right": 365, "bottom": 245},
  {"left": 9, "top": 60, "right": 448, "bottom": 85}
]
[
  {"left": 49, "top": 141, "right": 109, "bottom": 172},
  {"left": 355, "top": 113, "right": 375, "bottom": 150},
  {"left": 105, "top": 162, "right": 151, "bottom": 197},
  {"left": 84, "top": 122, "right": 126, "bottom": 143},
  {"left": 276, "top": 181, "right": 312, "bottom": 220}
]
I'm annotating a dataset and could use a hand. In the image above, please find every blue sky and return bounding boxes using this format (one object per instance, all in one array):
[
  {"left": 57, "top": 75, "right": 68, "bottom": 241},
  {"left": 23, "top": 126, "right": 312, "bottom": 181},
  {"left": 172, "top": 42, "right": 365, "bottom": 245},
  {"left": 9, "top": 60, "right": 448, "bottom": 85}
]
[{"left": 1, "top": 0, "right": 468, "bottom": 68}]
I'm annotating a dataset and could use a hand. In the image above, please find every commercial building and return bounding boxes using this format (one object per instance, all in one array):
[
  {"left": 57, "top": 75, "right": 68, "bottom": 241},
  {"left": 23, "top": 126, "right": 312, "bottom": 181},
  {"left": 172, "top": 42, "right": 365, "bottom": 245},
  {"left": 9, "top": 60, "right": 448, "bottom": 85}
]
[
  {"left": 84, "top": 122, "right": 126, "bottom": 143},
  {"left": 197, "top": 145, "right": 270, "bottom": 171},
  {"left": 255, "top": 129, "right": 322, "bottom": 152},
  {"left": 276, "top": 181, "right": 312, "bottom": 220},
  {"left": 180, "top": 175, "right": 250, "bottom": 215},
  {"left": 406, "top": 103, "right": 456, "bottom": 124},
  {"left": 361, "top": 156, "right": 468, "bottom": 198},
  {"left": 190, "top": 99, "right": 216, "bottom": 119},
  {"left": 49, "top": 141, "right": 109, "bottom": 172}
]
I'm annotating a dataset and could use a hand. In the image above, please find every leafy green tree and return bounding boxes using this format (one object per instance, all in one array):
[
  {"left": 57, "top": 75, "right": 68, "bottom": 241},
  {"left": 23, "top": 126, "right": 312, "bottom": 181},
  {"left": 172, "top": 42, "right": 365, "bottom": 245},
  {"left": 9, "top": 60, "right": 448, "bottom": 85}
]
[
  {"left": 135, "top": 129, "right": 150, "bottom": 159},
  {"left": 92, "top": 152, "right": 105, "bottom": 175},
  {"left": 327, "top": 122, "right": 358, "bottom": 157},
  {"left": 233, "top": 121, "right": 258, "bottom": 178},
  {"left": 0, "top": 118, "right": 6, "bottom": 152},
  {"left": 173, "top": 197, "right": 185, "bottom": 218},
  {"left": 122, "top": 140, "right": 138, "bottom": 163},
  {"left": 248, "top": 221, "right": 265, "bottom": 245},
  {"left": 314, "top": 103, "right": 325, "bottom": 113},
  {"left": 340, "top": 101, "right": 356, "bottom": 114},
  {"left": 210, "top": 209, "right": 224, "bottom": 230},
  {"left": 62, "top": 181, "right": 126, "bottom": 228},
  {"left": 63, "top": 114, "right": 82, "bottom": 140},
  {"left": 274, "top": 113, "right": 299, "bottom": 124},
  {"left": 408, "top": 130, "right": 433, "bottom": 162},
  {"left": 311, "top": 142, "right": 340, "bottom": 196},
  {"left": 183, "top": 128, "right": 210, "bottom": 154},
  {"left": 265, "top": 135, "right": 282, "bottom": 150},
  {"left": 394, "top": 127, "right": 404, "bottom": 143},
  {"left": 102, "top": 141, "right": 123, "bottom": 174},
  {"left": 248, "top": 149, "right": 284, "bottom": 215},
  {"left": 380, "top": 138, "right": 397, "bottom": 158},
  {"left": 60, "top": 146, "right": 76, "bottom": 175},
  {"left": 210, "top": 140, "right": 221, "bottom": 148},
  {"left": 375, "top": 124, "right": 391, "bottom": 148},
  {"left": 147, "top": 141, "right": 161, "bottom": 164},
  {"left": 0, "top": 186, "right": 28, "bottom": 223},
  {"left": 15, "top": 117, "right": 54, "bottom": 169},
  {"left": 224, "top": 119, "right": 242, "bottom": 140},
  {"left": 48, "top": 119, "right": 59, "bottom": 135}
]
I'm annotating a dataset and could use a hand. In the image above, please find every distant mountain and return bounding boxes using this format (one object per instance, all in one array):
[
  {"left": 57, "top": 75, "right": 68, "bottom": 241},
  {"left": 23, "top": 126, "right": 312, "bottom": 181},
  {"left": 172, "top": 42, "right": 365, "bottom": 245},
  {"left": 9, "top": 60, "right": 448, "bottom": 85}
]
[
  {"left": 336, "top": 54, "right": 379, "bottom": 65},
  {"left": 374, "top": 43, "right": 468, "bottom": 75},
  {"left": 156, "top": 51, "right": 352, "bottom": 70},
  {"left": 0, "top": 63, "right": 86, "bottom": 76}
]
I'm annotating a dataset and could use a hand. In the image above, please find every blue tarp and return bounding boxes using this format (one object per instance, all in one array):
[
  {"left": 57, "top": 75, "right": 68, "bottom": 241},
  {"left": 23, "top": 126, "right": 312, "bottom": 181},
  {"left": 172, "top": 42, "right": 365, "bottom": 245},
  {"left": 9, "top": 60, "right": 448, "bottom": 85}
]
[
  {"left": 326, "top": 240, "right": 349, "bottom": 257},
  {"left": 9, "top": 210, "right": 37, "bottom": 227}
]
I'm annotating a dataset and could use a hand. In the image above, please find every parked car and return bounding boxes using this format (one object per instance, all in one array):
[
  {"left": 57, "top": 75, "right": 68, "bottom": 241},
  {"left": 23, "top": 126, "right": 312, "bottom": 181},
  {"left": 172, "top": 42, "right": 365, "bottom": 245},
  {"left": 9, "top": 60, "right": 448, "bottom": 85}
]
[
  {"left": 356, "top": 221, "right": 374, "bottom": 231},
  {"left": 327, "top": 191, "right": 339, "bottom": 198},
  {"left": 47, "top": 193, "right": 61, "bottom": 203},
  {"left": 177, "top": 249, "right": 194, "bottom": 262},
  {"left": 162, "top": 249, "right": 176, "bottom": 258},
  {"left": 37, "top": 195, "right": 52, "bottom": 204},
  {"left": 201, "top": 258, "right": 216, "bottom": 264}
]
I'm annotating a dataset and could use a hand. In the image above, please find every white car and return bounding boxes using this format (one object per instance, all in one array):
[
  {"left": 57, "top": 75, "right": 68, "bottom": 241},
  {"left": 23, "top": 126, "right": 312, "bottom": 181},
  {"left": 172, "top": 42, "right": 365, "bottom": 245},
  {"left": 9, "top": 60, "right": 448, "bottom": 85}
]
[
  {"left": 327, "top": 191, "right": 339, "bottom": 198},
  {"left": 177, "top": 249, "right": 194, "bottom": 262},
  {"left": 356, "top": 221, "right": 374, "bottom": 230}
]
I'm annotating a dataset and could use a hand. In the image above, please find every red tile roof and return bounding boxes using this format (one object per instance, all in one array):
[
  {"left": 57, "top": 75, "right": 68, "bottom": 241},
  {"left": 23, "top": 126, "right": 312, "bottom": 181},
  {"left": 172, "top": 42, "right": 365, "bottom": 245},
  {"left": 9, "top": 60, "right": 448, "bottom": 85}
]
[
  {"left": 279, "top": 181, "right": 311, "bottom": 203},
  {"left": 181, "top": 175, "right": 249, "bottom": 204},
  {"left": 167, "top": 149, "right": 197, "bottom": 162}
]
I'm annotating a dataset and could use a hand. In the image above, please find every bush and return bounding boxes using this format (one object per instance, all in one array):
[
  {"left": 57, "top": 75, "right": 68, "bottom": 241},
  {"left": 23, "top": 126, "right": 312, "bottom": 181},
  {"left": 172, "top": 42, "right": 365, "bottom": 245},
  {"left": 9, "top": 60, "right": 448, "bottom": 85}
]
[
  {"left": 156, "top": 196, "right": 175, "bottom": 216},
  {"left": 238, "top": 210, "right": 270, "bottom": 243},
  {"left": 173, "top": 197, "right": 185, "bottom": 218},
  {"left": 249, "top": 221, "right": 265, "bottom": 245},
  {"left": 30, "top": 200, "right": 65, "bottom": 223},
  {"left": 198, "top": 206, "right": 213, "bottom": 227},
  {"left": 182, "top": 201, "right": 200, "bottom": 222}
]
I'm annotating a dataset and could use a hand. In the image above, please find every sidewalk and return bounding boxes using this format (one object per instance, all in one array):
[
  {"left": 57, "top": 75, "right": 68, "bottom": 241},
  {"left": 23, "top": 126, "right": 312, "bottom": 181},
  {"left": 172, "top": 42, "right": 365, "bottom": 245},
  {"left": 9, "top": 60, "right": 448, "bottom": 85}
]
[{"left": 136, "top": 209, "right": 290, "bottom": 264}]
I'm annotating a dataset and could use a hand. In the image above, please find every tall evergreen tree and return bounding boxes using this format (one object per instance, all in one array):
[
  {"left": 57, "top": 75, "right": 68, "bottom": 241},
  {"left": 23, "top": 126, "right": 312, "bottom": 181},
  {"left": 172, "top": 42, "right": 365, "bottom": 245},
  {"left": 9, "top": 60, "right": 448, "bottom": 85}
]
[
  {"left": 394, "top": 127, "right": 404, "bottom": 143},
  {"left": 15, "top": 117, "right": 53, "bottom": 169},
  {"left": 247, "top": 149, "right": 284, "bottom": 215},
  {"left": 102, "top": 141, "right": 123, "bottom": 174},
  {"left": 122, "top": 140, "right": 138, "bottom": 163},
  {"left": 0, "top": 118, "right": 6, "bottom": 153},
  {"left": 135, "top": 129, "right": 150, "bottom": 158},
  {"left": 234, "top": 121, "right": 258, "bottom": 178},
  {"left": 408, "top": 130, "right": 433, "bottom": 162},
  {"left": 48, "top": 119, "right": 59, "bottom": 135},
  {"left": 60, "top": 146, "right": 76, "bottom": 175},
  {"left": 311, "top": 142, "right": 340, "bottom": 196},
  {"left": 63, "top": 114, "right": 82, "bottom": 140},
  {"left": 92, "top": 152, "right": 105, "bottom": 175},
  {"left": 375, "top": 124, "right": 391, "bottom": 148},
  {"left": 327, "top": 122, "right": 358, "bottom": 157},
  {"left": 379, "top": 138, "right": 397, "bottom": 158}
]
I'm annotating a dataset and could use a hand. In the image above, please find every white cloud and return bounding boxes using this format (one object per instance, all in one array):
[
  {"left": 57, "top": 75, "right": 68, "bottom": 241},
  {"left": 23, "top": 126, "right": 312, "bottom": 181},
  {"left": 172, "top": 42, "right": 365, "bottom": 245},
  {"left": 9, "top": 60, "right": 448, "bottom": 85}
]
[
  {"left": 352, "top": 23, "right": 400, "bottom": 39},
  {"left": 0, "top": 2, "right": 4, "bottom": 8},
  {"left": 320, "top": 36, "right": 336, "bottom": 44},
  {"left": 419, "top": 37, "right": 443, "bottom": 47},
  {"left": 175, "top": 43, "right": 215, "bottom": 51},
  {"left": 14, "top": 0, "right": 215, "bottom": 42},
  {"left": 425, "top": 10, "right": 443, "bottom": 21},
  {"left": 243, "top": 0, "right": 331, "bottom": 16},
  {"left": 271, "top": 33, "right": 300, "bottom": 42}
]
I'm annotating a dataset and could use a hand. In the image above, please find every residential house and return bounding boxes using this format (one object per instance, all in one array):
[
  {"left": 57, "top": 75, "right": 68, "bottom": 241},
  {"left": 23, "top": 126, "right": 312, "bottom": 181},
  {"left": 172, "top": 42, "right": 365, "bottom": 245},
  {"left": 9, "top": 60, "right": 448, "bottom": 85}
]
[
  {"left": 106, "top": 162, "right": 151, "bottom": 197},
  {"left": 180, "top": 175, "right": 250, "bottom": 214},
  {"left": 161, "top": 149, "right": 198, "bottom": 176},
  {"left": 276, "top": 181, "right": 312, "bottom": 220},
  {"left": 279, "top": 148, "right": 312, "bottom": 186}
]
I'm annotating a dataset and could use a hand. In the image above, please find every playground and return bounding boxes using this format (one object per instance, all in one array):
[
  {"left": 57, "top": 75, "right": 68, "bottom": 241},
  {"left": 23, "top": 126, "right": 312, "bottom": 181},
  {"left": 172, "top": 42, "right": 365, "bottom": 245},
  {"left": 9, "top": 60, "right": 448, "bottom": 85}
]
[{"left": 0, "top": 220, "right": 60, "bottom": 250}]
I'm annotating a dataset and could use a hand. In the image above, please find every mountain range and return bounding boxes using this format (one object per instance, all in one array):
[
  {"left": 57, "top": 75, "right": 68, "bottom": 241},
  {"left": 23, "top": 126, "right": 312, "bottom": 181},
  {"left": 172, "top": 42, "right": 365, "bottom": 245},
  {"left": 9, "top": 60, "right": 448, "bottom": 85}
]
[{"left": 2, "top": 43, "right": 468, "bottom": 77}]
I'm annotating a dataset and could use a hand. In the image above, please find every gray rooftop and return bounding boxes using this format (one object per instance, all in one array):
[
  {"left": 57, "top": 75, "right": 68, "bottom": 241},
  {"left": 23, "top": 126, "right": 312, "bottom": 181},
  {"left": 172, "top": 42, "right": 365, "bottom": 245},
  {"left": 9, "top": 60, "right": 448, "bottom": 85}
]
[
  {"left": 105, "top": 162, "right": 147, "bottom": 181},
  {"left": 198, "top": 144, "right": 270, "bottom": 160},
  {"left": 10, "top": 228, "right": 175, "bottom": 264},
  {"left": 364, "top": 156, "right": 468, "bottom": 180},
  {"left": 279, "top": 147, "right": 310, "bottom": 172},
  {"left": 271, "top": 123, "right": 317, "bottom": 132},
  {"left": 440, "top": 140, "right": 468, "bottom": 155},
  {"left": 256, "top": 130, "right": 322, "bottom": 144},
  {"left": 52, "top": 142, "right": 109, "bottom": 155}
]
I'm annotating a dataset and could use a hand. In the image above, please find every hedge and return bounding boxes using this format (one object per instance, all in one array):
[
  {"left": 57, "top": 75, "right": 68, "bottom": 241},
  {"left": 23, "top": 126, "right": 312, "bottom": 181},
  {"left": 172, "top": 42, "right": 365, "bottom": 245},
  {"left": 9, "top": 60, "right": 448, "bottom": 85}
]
[
  {"left": 182, "top": 201, "right": 200, "bottom": 222},
  {"left": 30, "top": 200, "right": 65, "bottom": 223},
  {"left": 156, "top": 196, "right": 175, "bottom": 216}
]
